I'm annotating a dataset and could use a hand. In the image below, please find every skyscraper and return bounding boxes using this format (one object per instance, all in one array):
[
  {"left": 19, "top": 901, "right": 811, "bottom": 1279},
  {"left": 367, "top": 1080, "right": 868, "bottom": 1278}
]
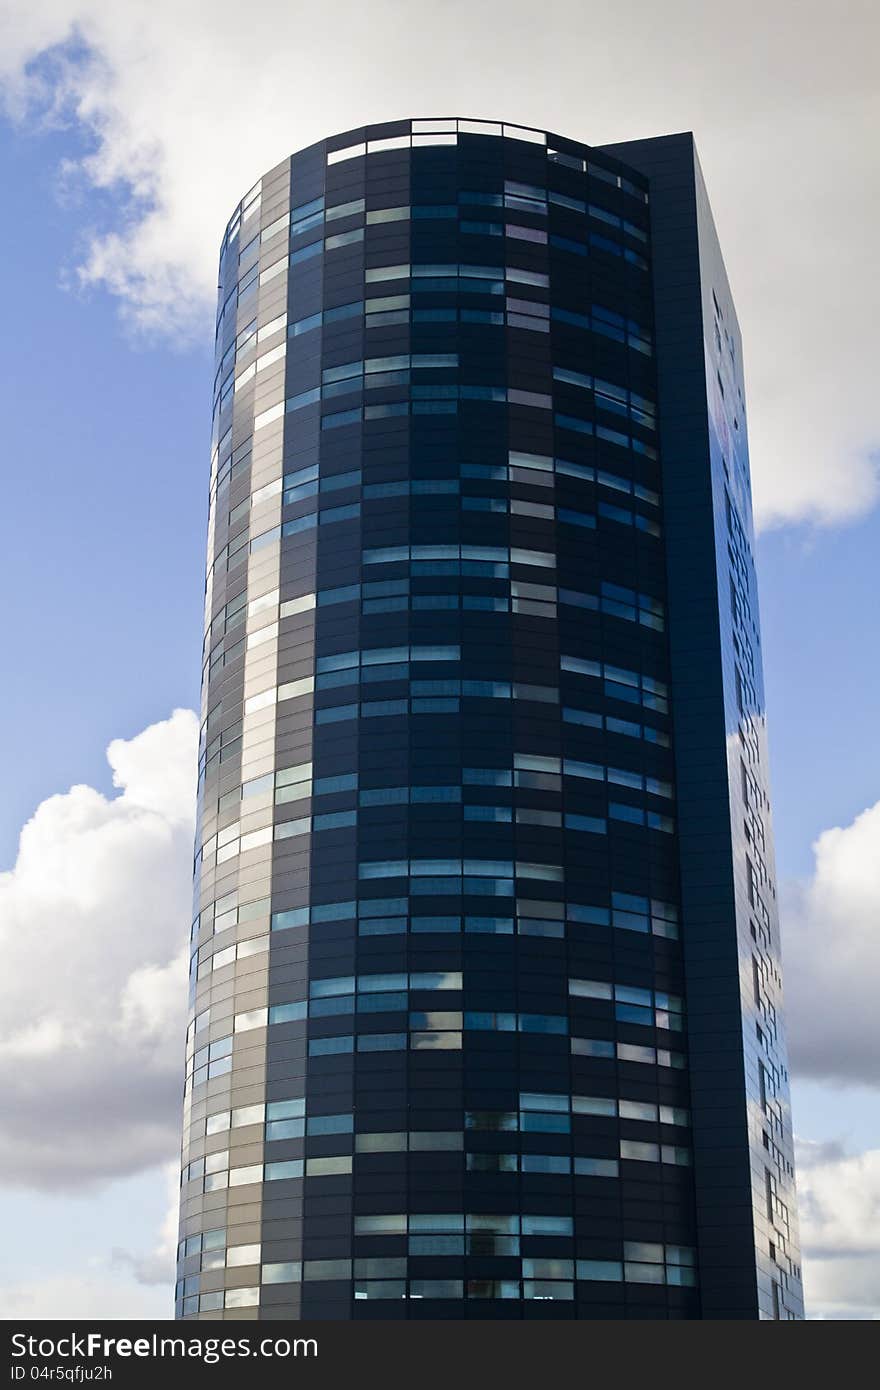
[{"left": 177, "top": 119, "right": 803, "bottom": 1321}]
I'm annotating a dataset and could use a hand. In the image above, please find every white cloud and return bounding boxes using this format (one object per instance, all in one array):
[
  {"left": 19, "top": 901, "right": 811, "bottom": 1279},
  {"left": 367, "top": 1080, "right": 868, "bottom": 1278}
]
[
  {"left": 112, "top": 1162, "right": 179, "bottom": 1286},
  {"left": 0, "top": 708, "right": 197, "bottom": 1190},
  {"left": 782, "top": 799, "right": 880, "bottom": 1088},
  {"left": 1, "top": 1272, "right": 172, "bottom": 1320},
  {"left": 0, "top": 0, "right": 878, "bottom": 529},
  {"left": 1, "top": 1166, "right": 182, "bottom": 1319},
  {"left": 796, "top": 1138, "right": 880, "bottom": 1319}
]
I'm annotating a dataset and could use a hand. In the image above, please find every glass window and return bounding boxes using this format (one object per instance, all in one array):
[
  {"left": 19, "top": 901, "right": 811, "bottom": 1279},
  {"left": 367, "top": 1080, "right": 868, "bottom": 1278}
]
[
  {"left": 356, "top": 1132, "right": 407, "bottom": 1153},
  {"left": 224, "top": 1287, "right": 259, "bottom": 1308},
  {"left": 522, "top": 1215, "right": 573, "bottom": 1236},
  {"left": 619, "top": 1100, "right": 657, "bottom": 1122},
  {"left": 572, "top": 1096, "right": 616, "bottom": 1117},
  {"left": 229, "top": 1164, "right": 262, "bottom": 1186},
  {"left": 309, "top": 1036, "right": 354, "bottom": 1056},
  {"left": 409, "top": 1280, "right": 463, "bottom": 1299},
  {"left": 307, "top": 1113, "right": 353, "bottom": 1135},
  {"left": 269, "top": 1001, "right": 306, "bottom": 1024},
  {"left": 577, "top": 1260, "right": 623, "bottom": 1282},
  {"left": 226, "top": 1244, "right": 260, "bottom": 1267},
  {"left": 523, "top": 1280, "right": 573, "bottom": 1300},
  {"left": 521, "top": 1155, "right": 569, "bottom": 1174},
  {"left": 520, "top": 1092, "right": 568, "bottom": 1112},
  {"left": 354, "top": 1215, "right": 406, "bottom": 1235},
  {"left": 574, "top": 1157, "right": 619, "bottom": 1178},
  {"left": 467, "top": 1153, "right": 517, "bottom": 1172},
  {"left": 262, "top": 1262, "right": 301, "bottom": 1284},
  {"left": 410, "top": 1214, "right": 464, "bottom": 1233},
  {"left": 305, "top": 1156, "right": 352, "bottom": 1176},
  {"left": 411, "top": 1031, "right": 461, "bottom": 1050},
  {"left": 266, "top": 1118, "right": 304, "bottom": 1141},
  {"left": 521, "top": 1112, "right": 570, "bottom": 1134},
  {"left": 620, "top": 1140, "right": 660, "bottom": 1162},
  {"left": 467, "top": 1280, "right": 520, "bottom": 1299},
  {"left": 571, "top": 1038, "right": 614, "bottom": 1058},
  {"left": 409, "top": 1235, "right": 464, "bottom": 1256},
  {"left": 625, "top": 1262, "right": 665, "bottom": 1284},
  {"left": 354, "top": 1280, "right": 407, "bottom": 1300}
]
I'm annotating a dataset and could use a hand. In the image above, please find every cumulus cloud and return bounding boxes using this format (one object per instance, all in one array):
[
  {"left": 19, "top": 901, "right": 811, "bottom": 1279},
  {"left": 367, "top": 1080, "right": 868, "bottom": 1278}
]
[
  {"left": 1, "top": 1271, "right": 172, "bottom": 1320},
  {"left": 782, "top": 799, "right": 880, "bottom": 1088},
  {"left": 0, "top": 709, "right": 197, "bottom": 1190},
  {"left": 112, "top": 1163, "right": 179, "bottom": 1286},
  {"left": 0, "top": 0, "right": 878, "bottom": 529},
  {"left": 796, "top": 1138, "right": 880, "bottom": 1319}
]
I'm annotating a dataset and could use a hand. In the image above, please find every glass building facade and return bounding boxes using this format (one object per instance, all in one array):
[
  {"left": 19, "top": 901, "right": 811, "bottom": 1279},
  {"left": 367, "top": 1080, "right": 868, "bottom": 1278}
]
[{"left": 176, "top": 119, "right": 803, "bottom": 1321}]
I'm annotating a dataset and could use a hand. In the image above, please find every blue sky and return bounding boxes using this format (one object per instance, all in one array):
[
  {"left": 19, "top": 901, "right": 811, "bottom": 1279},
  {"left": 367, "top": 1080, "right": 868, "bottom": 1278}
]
[
  {"left": 760, "top": 521, "right": 880, "bottom": 877},
  {"left": 0, "top": 0, "right": 877, "bottom": 1320},
  {"left": 0, "top": 125, "right": 206, "bottom": 853}
]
